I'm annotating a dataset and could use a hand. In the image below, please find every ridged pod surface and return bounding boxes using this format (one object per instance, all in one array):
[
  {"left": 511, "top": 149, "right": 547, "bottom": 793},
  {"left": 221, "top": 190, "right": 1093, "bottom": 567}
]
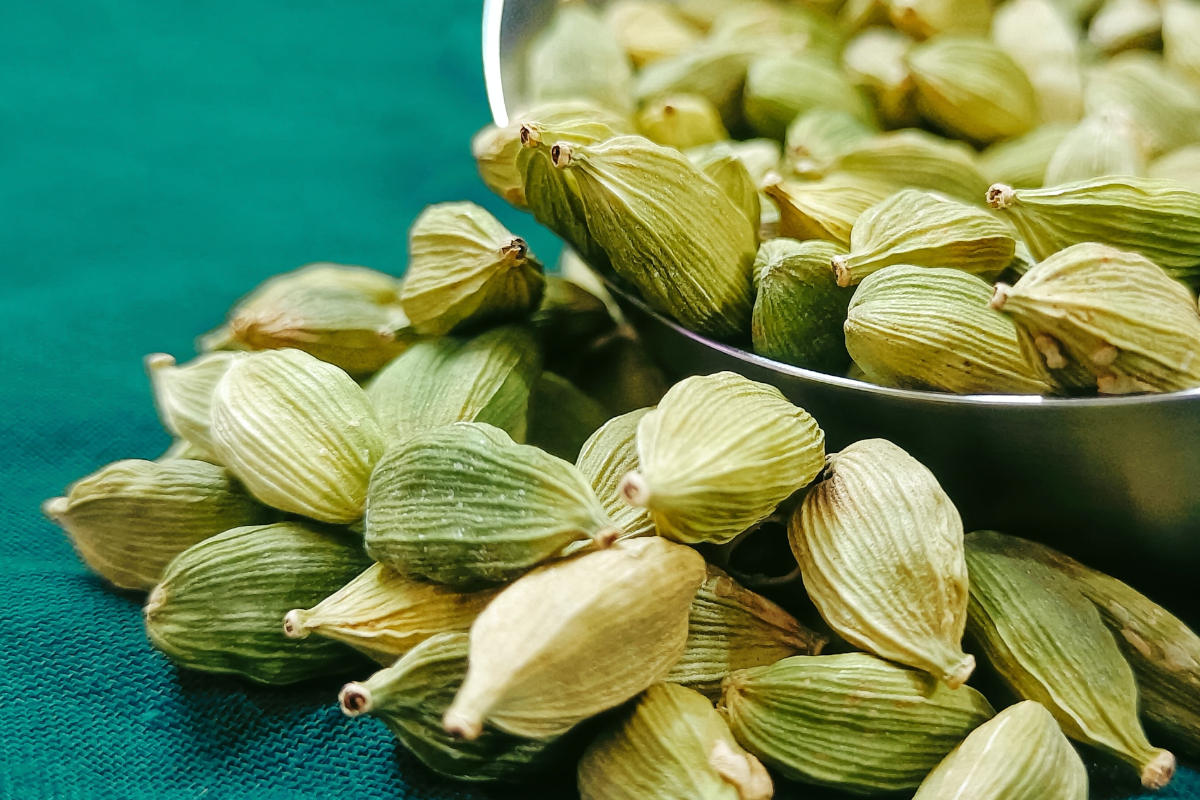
[
  {"left": 525, "top": 371, "right": 610, "bottom": 462},
  {"left": 763, "top": 174, "right": 892, "bottom": 246},
  {"left": 1084, "top": 53, "right": 1200, "bottom": 156},
  {"left": 636, "top": 93, "right": 729, "bottom": 150},
  {"left": 992, "top": 0, "right": 1084, "bottom": 124},
  {"left": 743, "top": 53, "right": 875, "bottom": 140},
  {"left": 144, "top": 522, "right": 371, "bottom": 684},
  {"left": 622, "top": 372, "right": 825, "bottom": 545},
  {"left": 210, "top": 348, "right": 385, "bottom": 523},
  {"left": 719, "top": 653, "right": 995, "bottom": 793},
  {"left": 146, "top": 351, "right": 243, "bottom": 461},
  {"left": 1044, "top": 113, "right": 1146, "bottom": 185},
  {"left": 524, "top": 2, "right": 633, "bottom": 113},
  {"left": 913, "top": 701, "right": 1088, "bottom": 800},
  {"left": 365, "top": 422, "right": 617, "bottom": 587},
  {"left": 783, "top": 109, "right": 876, "bottom": 178},
  {"left": 977, "top": 124, "right": 1072, "bottom": 188},
  {"left": 831, "top": 130, "right": 990, "bottom": 204},
  {"left": 790, "top": 439, "right": 976, "bottom": 686},
  {"left": 443, "top": 537, "right": 706, "bottom": 740},
  {"left": 575, "top": 408, "right": 656, "bottom": 540},
  {"left": 689, "top": 146, "right": 762, "bottom": 230},
  {"left": 578, "top": 682, "right": 774, "bottom": 800}
]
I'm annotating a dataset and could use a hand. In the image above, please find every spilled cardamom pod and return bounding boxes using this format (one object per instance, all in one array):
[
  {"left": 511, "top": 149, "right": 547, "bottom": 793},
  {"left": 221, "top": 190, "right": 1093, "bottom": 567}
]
[
  {"left": 637, "top": 93, "right": 729, "bottom": 150},
  {"left": 1044, "top": 112, "right": 1146, "bottom": 185},
  {"left": 575, "top": 408, "right": 656, "bottom": 541},
  {"left": 145, "top": 351, "right": 243, "bottom": 462},
  {"left": 743, "top": 53, "right": 874, "bottom": 140},
  {"left": 525, "top": 1, "right": 633, "bottom": 113},
  {"left": 525, "top": 371, "right": 610, "bottom": 462}
]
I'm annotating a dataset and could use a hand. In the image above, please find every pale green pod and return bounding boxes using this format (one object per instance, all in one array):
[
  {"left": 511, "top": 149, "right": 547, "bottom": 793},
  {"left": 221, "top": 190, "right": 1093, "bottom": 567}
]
[
  {"left": 751, "top": 238, "right": 853, "bottom": 373},
  {"left": 991, "top": 243, "right": 1200, "bottom": 393},
  {"left": 763, "top": 174, "right": 893, "bottom": 246},
  {"left": 834, "top": 189, "right": 1016, "bottom": 286},
  {"left": 840, "top": 0, "right": 890, "bottom": 34},
  {"left": 719, "top": 653, "right": 995, "bottom": 793},
  {"left": 443, "top": 537, "right": 707, "bottom": 740},
  {"left": 563, "top": 332, "right": 669, "bottom": 416},
  {"left": 578, "top": 682, "right": 774, "bottom": 800},
  {"left": 666, "top": 566, "right": 826, "bottom": 699},
  {"left": 842, "top": 28, "right": 919, "bottom": 129},
  {"left": 672, "top": 0, "right": 748, "bottom": 28},
  {"left": 636, "top": 93, "right": 729, "bottom": 150},
  {"left": 365, "top": 324, "right": 542, "bottom": 446},
  {"left": 603, "top": 0, "right": 700, "bottom": 68},
  {"left": 1085, "top": 52, "right": 1200, "bottom": 156},
  {"left": 686, "top": 138, "right": 782, "bottom": 187},
  {"left": 575, "top": 408, "right": 656, "bottom": 541},
  {"left": 887, "top": 0, "right": 992, "bottom": 38},
  {"left": 365, "top": 422, "right": 617, "bottom": 587},
  {"left": 907, "top": 36, "right": 1039, "bottom": 144},
  {"left": 987, "top": 178, "right": 1200, "bottom": 285},
  {"left": 144, "top": 521, "right": 371, "bottom": 684},
  {"left": 282, "top": 563, "right": 498, "bottom": 664},
  {"left": 846, "top": 266, "right": 1054, "bottom": 394},
  {"left": 743, "top": 53, "right": 875, "bottom": 141},
  {"left": 1164, "top": 0, "right": 1200, "bottom": 87},
  {"left": 783, "top": 109, "right": 876, "bottom": 179},
  {"left": 526, "top": 371, "right": 610, "bottom": 462},
  {"left": 913, "top": 701, "right": 1089, "bottom": 800},
  {"left": 401, "top": 202, "right": 545, "bottom": 336},
  {"left": 146, "top": 351, "right": 243, "bottom": 461},
  {"left": 1149, "top": 145, "right": 1200, "bottom": 192},
  {"left": 689, "top": 146, "right": 762, "bottom": 229},
  {"left": 525, "top": 2, "right": 633, "bottom": 113},
  {"left": 993, "top": 0, "right": 1084, "bottom": 125},
  {"left": 210, "top": 348, "right": 385, "bottom": 523},
  {"left": 338, "top": 633, "right": 559, "bottom": 783},
  {"left": 1089, "top": 0, "right": 1163, "bottom": 53},
  {"left": 977, "top": 123, "right": 1073, "bottom": 187},
  {"left": 790, "top": 439, "right": 976, "bottom": 686},
  {"left": 965, "top": 541, "right": 1177, "bottom": 789},
  {"left": 620, "top": 372, "right": 825, "bottom": 546},
  {"left": 708, "top": 2, "right": 845, "bottom": 58},
  {"left": 831, "top": 130, "right": 991, "bottom": 204},
  {"left": 1044, "top": 113, "right": 1147, "bottom": 185},
  {"left": 549, "top": 136, "right": 756, "bottom": 340},
  {"left": 43, "top": 459, "right": 269, "bottom": 591},
  {"left": 634, "top": 42, "right": 754, "bottom": 127}
]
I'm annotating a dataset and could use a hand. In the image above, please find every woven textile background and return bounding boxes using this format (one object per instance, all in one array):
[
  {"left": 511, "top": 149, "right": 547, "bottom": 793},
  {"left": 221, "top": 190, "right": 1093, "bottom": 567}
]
[{"left": 0, "top": 1, "right": 1195, "bottom": 798}]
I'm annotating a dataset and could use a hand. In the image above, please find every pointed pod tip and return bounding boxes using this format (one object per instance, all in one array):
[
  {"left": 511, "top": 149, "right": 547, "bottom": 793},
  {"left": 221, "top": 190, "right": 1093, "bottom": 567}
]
[
  {"left": 943, "top": 653, "right": 976, "bottom": 689},
  {"left": 338, "top": 683, "right": 373, "bottom": 717},
  {"left": 550, "top": 142, "right": 575, "bottom": 169},
  {"left": 593, "top": 525, "right": 622, "bottom": 547},
  {"left": 144, "top": 584, "right": 167, "bottom": 620},
  {"left": 831, "top": 255, "right": 852, "bottom": 288},
  {"left": 989, "top": 283, "right": 1011, "bottom": 310},
  {"left": 282, "top": 609, "right": 311, "bottom": 639},
  {"left": 986, "top": 183, "right": 1016, "bottom": 210},
  {"left": 144, "top": 353, "right": 177, "bottom": 373},
  {"left": 618, "top": 471, "right": 651, "bottom": 508},
  {"left": 442, "top": 707, "right": 484, "bottom": 741},
  {"left": 1141, "top": 749, "right": 1176, "bottom": 790},
  {"left": 42, "top": 496, "right": 69, "bottom": 522}
]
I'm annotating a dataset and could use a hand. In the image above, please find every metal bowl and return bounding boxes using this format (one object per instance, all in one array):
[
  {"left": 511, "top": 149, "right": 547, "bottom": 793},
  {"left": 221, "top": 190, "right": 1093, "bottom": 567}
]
[{"left": 482, "top": 0, "right": 1200, "bottom": 620}]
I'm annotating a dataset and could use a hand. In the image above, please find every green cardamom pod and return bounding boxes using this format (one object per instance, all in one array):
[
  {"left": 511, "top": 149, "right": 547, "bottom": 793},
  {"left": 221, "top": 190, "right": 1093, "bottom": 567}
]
[
  {"left": 620, "top": 372, "right": 825, "bottom": 545},
  {"left": 718, "top": 653, "right": 995, "bottom": 793},
  {"left": 43, "top": 458, "right": 269, "bottom": 591},
  {"left": 842, "top": 28, "right": 919, "bottom": 129},
  {"left": 743, "top": 53, "right": 875, "bottom": 141},
  {"left": 708, "top": 3, "right": 844, "bottom": 62},
  {"left": 1088, "top": 0, "right": 1162, "bottom": 53},
  {"left": 1044, "top": 113, "right": 1146, "bottom": 185},
  {"left": 1085, "top": 52, "right": 1200, "bottom": 157},
  {"left": 688, "top": 145, "right": 762, "bottom": 230},
  {"left": 365, "top": 422, "right": 618, "bottom": 587},
  {"left": 443, "top": 536, "right": 706, "bottom": 740},
  {"left": 575, "top": 408, "right": 656, "bottom": 541},
  {"left": 783, "top": 109, "right": 876, "bottom": 179},
  {"left": 146, "top": 351, "right": 243, "bottom": 462},
  {"left": 562, "top": 332, "right": 669, "bottom": 417},
  {"left": 834, "top": 189, "right": 1017, "bottom": 287},
  {"left": 831, "top": 129, "right": 991, "bottom": 203},
  {"left": 1149, "top": 145, "right": 1200, "bottom": 192},
  {"left": 751, "top": 238, "right": 853, "bottom": 373},
  {"left": 526, "top": 371, "right": 610, "bottom": 462},
  {"left": 846, "top": 265, "right": 1054, "bottom": 394},
  {"left": 603, "top": 0, "right": 700, "bottom": 68},
  {"left": 913, "top": 701, "right": 1089, "bottom": 800},
  {"left": 992, "top": 0, "right": 1085, "bottom": 124},
  {"left": 578, "top": 682, "right": 774, "bottom": 800},
  {"left": 525, "top": 1, "right": 633, "bottom": 114},
  {"left": 964, "top": 541, "right": 1177, "bottom": 789},
  {"left": 634, "top": 42, "right": 753, "bottom": 127},
  {"left": 789, "top": 438, "right": 976, "bottom": 686},
  {"left": 338, "top": 633, "right": 560, "bottom": 782},
  {"left": 530, "top": 275, "right": 617, "bottom": 366},
  {"left": 887, "top": 0, "right": 992, "bottom": 38},
  {"left": 210, "top": 348, "right": 385, "bottom": 523},
  {"left": 636, "top": 93, "right": 729, "bottom": 150},
  {"left": 763, "top": 174, "right": 893, "bottom": 246},
  {"left": 144, "top": 521, "right": 371, "bottom": 684},
  {"left": 991, "top": 242, "right": 1200, "bottom": 393},
  {"left": 978, "top": 123, "right": 1073, "bottom": 188},
  {"left": 686, "top": 138, "right": 782, "bottom": 187},
  {"left": 282, "top": 563, "right": 498, "bottom": 664},
  {"left": 1164, "top": 0, "right": 1200, "bottom": 87}
]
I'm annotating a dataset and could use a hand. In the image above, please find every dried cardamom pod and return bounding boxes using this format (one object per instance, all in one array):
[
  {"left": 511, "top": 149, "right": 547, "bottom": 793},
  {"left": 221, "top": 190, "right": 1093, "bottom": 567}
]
[
  {"left": 525, "top": 1, "right": 633, "bottom": 113},
  {"left": 578, "top": 682, "right": 774, "bottom": 800},
  {"left": 834, "top": 189, "right": 1017, "bottom": 287},
  {"left": 366, "top": 324, "right": 542, "bottom": 446},
  {"left": 563, "top": 332, "right": 669, "bottom": 416},
  {"left": 846, "top": 266, "right": 1053, "bottom": 394},
  {"left": 1164, "top": 0, "right": 1200, "bottom": 87},
  {"left": 603, "top": 0, "right": 700, "bottom": 68},
  {"left": 526, "top": 371, "right": 610, "bottom": 462},
  {"left": 667, "top": 565, "right": 826, "bottom": 698},
  {"left": 783, "top": 109, "right": 876, "bottom": 179},
  {"left": 790, "top": 438, "right": 976, "bottom": 685},
  {"left": 548, "top": 135, "right": 756, "bottom": 339},
  {"left": 530, "top": 275, "right": 616, "bottom": 367},
  {"left": 743, "top": 53, "right": 874, "bottom": 141},
  {"left": 831, "top": 129, "right": 991, "bottom": 204},
  {"left": 688, "top": 145, "right": 762, "bottom": 229},
  {"left": 620, "top": 372, "right": 825, "bottom": 546},
  {"left": 634, "top": 42, "right": 753, "bottom": 127},
  {"left": 987, "top": 178, "right": 1200, "bottom": 285},
  {"left": 991, "top": 242, "right": 1200, "bottom": 393},
  {"left": 365, "top": 422, "right": 618, "bottom": 587},
  {"left": 907, "top": 36, "right": 1039, "bottom": 144},
  {"left": 1085, "top": 52, "right": 1200, "bottom": 156},
  {"left": 637, "top": 93, "right": 729, "bottom": 150},
  {"left": 672, "top": 0, "right": 746, "bottom": 28},
  {"left": 210, "top": 348, "right": 384, "bottom": 523},
  {"left": 841, "top": 0, "right": 890, "bottom": 34},
  {"left": 1044, "top": 113, "right": 1146, "bottom": 185},
  {"left": 913, "top": 701, "right": 1089, "bottom": 800},
  {"left": 719, "top": 653, "right": 995, "bottom": 793},
  {"left": 575, "top": 408, "right": 656, "bottom": 541},
  {"left": 763, "top": 173, "right": 893, "bottom": 245},
  {"left": 887, "top": 0, "right": 991, "bottom": 38},
  {"left": 338, "top": 633, "right": 560, "bottom": 782},
  {"left": 709, "top": 3, "right": 845, "bottom": 62},
  {"left": 43, "top": 459, "right": 269, "bottom": 591},
  {"left": 964, "top": 541, "right": 1177, "bottom": 789},
  {"left": 992, "top": 0, "right": 1085, "bottom": 124},
  {"left": 978, "top": 123, "right": 1072, "bottom": 188},
  {"left": 751, "top": 238, "right": 853, "bottom": 373},
  {"left": 443, "top": 536, "right": 706, "bottom": 740},
  {"left": 146, "top": 351, "right": 242, "bottom": 462},
  {"left": 686, "top": 138, "right": 782, "bottom": 187},
  {"left": 401, "top": 202, "right": 545, "bottom": 336},
  {"left": 1149, "top": 145, "right": 1200, "bottom": 192},
  {"left": 1089, "top": 0, "right": 1163, "bottom": 53},
  {"left": 144, "top": 521, "right": 371, "bottom": 684},
  {"left": 842, "top": 28, "right": 919, "bottom": 129},
  {"left": 282, "top": 563, "right": 498, "bottom": 664}
]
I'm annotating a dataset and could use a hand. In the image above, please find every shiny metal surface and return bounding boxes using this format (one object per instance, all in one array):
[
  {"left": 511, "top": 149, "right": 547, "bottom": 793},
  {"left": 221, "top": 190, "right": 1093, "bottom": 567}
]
[{"left": 482, "top": 0, "right": 1200, "bottom": 619}]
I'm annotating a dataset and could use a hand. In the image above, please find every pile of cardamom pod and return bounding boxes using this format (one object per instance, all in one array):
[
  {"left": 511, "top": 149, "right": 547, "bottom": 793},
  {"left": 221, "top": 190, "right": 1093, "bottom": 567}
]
[{"left": 473, "top": 0, "right": 1200, "bottom": 396}]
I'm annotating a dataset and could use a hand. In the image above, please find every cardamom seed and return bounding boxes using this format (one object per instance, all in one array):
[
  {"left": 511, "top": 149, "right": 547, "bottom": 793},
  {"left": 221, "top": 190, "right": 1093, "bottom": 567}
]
[
  {"left": 526, "top": 1, "right": 633, "bottom": 114},
  {"left": 1044, "top": 112, "right": 1146, "bottom": 185},
  {"left": 978, "top": 123, "right": 1073, "bottom": 188},
  {"left": 637, "top": 93, "right": 729, "bottom": 150},
  {"left": 743, "top": 53, "right": 875, "bottom": 140},
  {"left": 525, "top": 371, "right": 610, "bottom": 462},
  {"left": 145, "top": 351, "right": 242, "bottom": 463},
  {"left": 575, "top": 407, "right": 656, "bottom": 541},
  {"left": 688, "top": 144, "right": 762, "bottom": 230}
]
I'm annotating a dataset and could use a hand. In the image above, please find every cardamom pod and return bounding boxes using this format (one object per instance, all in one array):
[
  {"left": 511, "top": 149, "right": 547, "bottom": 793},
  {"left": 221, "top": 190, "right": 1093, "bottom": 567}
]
[
  {"left": 992, "top": 0, "right": 1085, "bottom": 124},
  {"left": 1089, "top": 0, "right": 1163, "bottom": 53},
  {"left": 1149, "top": 145, "right": 1200, "bottom": 192},
  {"left": 338, "top": 633, "right": 560, "bottom": 782},
  {"left": 43, "top": 458, "right": 269, "bottom": 591},
  {"left": 834, "top": 189, "right": 1017, "bottom": 287},
  {"left": 1164, "top": 0, "right": 1200, "bottom": 87},
  {"left": 603, "top": 0, "right": 700, "bottom": 68},
  {"left": 210, "top": 348, "right": 385, "bottom": 523},
  {"left": 913, "top": 701, "right": 1089, "bottom": 800},
  {"left": 688, "top": 145, "right": 762, "bottom": 230},
  {"left": 718, "top": 653, "right": 995, "bottom": 793},
  {"left": 526, "top": 371, "right": 610, "bottom": 462},
  {"left": 562, "top": 332, "right": 669, "bottom": 416},
  {"left": 578, "top": 682, "right": 774, "bottom": 800},
  {"left": 620, "top": 372, "right": 825, "bottom": 545},
  {"left": 530, "top": 275, "right": 617, "bottom": 367},
  {"left": 525, "top": 1, "right": 633, "bottom": 113},
  {"left": 831, "top": 129, "right": 991, "bottom": 203},
  {"left": 443, "top": 536, "right": 706, "bottom": 740},
  {"left": 842, "top": 28, "right": 919, "bottom": 129},
  {"left": 634, "top": 42, "right": 753, "bottom": 127},
  {"left": 887, "top": 0, "right": 992, "bottom": 38},
  {"left": 991, "top": 242, "right": 1200, "bottom": 393},
  {"left": 978, "top": 123, "right": 1072, "bottom": 188},
  {"left": 964, "top": 541, "right": 1177, "bottom": 789},
  {"left": 686, "top": 138, "right": 782, "bottom": 187},
  {"left": 846, "top": 265, "right": 1054, "bottom": 394},
  {"left": 637, "top": 93, "right": 729, "bottom": 150},
  {"left": 144, "top": 521, "right": 371, "bottom": 684},
  {"left": 783, "top": 108, "right": 876, "bottom": 179},
  {"left": 743, "top": 53, "right": 874, "bottom": 141},
  {"left": 282, "top": 563, "right": 498, "bottom": 664},
  {"left": 1044, "top": 112, "right": 1146, "bottom": 185},
  {"left": 790, "top": 438, "right": 976, "bottom": 685},
  {"left": 146, "top": 351, "right": 242, "bottom": 462},
  {"left": 708, "top": 3, "right": 844, "bottom": 61},
  {"left": 365, "top": 422, "right": 618, "bottom": 587},
  {"left": 575, "top": 408, "right": 656, "bottom": 541},
  {"left": 1085, "top": 52, "right": 1200, "bottom": 156},
  {"left": 763, "top": 173, "right": 893, "bottom": 245},
  {"left": 672, "top": 0, "right": 747, "bottom": 28},
  {"left": 751, "top": 238, "right": 853, "bottom": 373}
]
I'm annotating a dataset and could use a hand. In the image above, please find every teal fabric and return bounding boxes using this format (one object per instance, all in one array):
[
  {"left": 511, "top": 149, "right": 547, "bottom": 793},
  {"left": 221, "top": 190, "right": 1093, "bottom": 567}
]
[{"left": 0, "top": 1, "right": 1195, "bottom": 798}]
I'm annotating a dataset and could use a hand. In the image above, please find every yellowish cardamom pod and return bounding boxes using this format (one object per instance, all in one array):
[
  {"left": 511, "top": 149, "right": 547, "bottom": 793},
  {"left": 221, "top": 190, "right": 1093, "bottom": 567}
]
[
  {"left": 575, "top": 408, "right": 656, "bottom": 541},
  {"left": 525, "top": 371, "right": 610, "bottom": 462},
  {"left": 636, "top": 93, "right": 729, "bottom": 150},
  {"left": 210, "top": 348, "right": 385, "bottom": 523},
  {"left": 603, "top": 0, "right": 700, "bottom": 68},
  {"left": 688, "top": 145, "right": 762, "bottom": 230},
  {"left": 443, "top": 536, "right": 706, "bottom": 740},
  {"left": 743, "top": 53, "right": 875, "bottom": 141},
  {"left": 634, "top": 42, "right": 753, "bottom": 127},
  {"left": 525, "top": 1, "right": 633, "bottom": 114},
  {"left": 1089, "top": 0, "right": 1162, "bottom": 53},
  {"left": 842, "top": 28, "right": 919, "bottom": 129},
  {"left": 620, "top": 372, "right": 825, "bottom": 545},
  {"left": 1044, "top": 112, "right": 1146, "bottom": 185},
  {"left": 831, "top": 129, "right": 991, "bottom": 203},
  {"left": 783, "top": 108, "right": 876, "bottom": 179},
  {"left": 762, "top": 173, "right": 893, "bottom": 245},
  {"left": 992, "top": 0, "right": 1085, "bottom": 124},
  {"left": 708, "top": 3, "right": 844, "bottom": 60},
  {"left": 145, "top": 351, "right": 243, "bottom": 462},
  {"left": 686, "top": 138, "right": 782, "bottom": 187},
  {"left": 1149, "top": 145, "right": 1200, "bottom": 192},
  {"left": 1164, "top": 0, "right": 1200, "bottom": 87},
  {"left": 978, "top": 123, "right": 1072, "bottom": 188},
  {"left": 578, "top": 682, "right": 774, "bottom": 800},
  {"left": 1084, "top": 53, "right": 1200, "bottom": 156},
  {"left": 887, "top": 0, "right": 991, "bottom": 38}
]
